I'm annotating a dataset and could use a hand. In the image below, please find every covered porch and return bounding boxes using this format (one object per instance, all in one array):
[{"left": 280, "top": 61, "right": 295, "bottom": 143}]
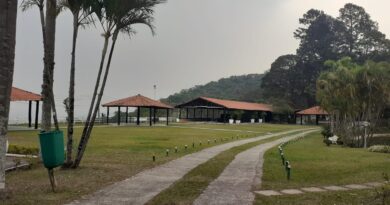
[
  {"left": 10, "top": 87, "right": 41, "bottom": 129},
  {"left": 102, "top": 94, "right": 173, "bottom": 126}
]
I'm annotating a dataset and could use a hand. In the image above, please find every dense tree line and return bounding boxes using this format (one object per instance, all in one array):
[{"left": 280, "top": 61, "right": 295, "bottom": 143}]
[
  {"left": 262, "top": 3, "right": 390, "bottom": 109},
  {"left": 317, "top": 58, "right": 390, "bottom": 147},
  {"left": 162, "top": 74, "right": 265, "bottom": 105}
]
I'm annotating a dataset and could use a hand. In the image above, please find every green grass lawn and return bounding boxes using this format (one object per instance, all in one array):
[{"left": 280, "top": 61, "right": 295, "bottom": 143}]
[
  {"left": 4, "top": 123, "right": 302, "bottom": 205},
  {"left": 256, "top": 132, "right": 390, "bottom": 204}
]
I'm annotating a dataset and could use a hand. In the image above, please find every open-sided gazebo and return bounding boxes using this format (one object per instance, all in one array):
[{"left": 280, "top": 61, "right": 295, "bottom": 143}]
[
  {"left": 296, "top": 106, "right": 328, "bottom": 125},
  {"left": 102, "top": 94, "right": 173, "bottom": 126},
  {"left": 176, "top": 97, "right": 273, "bottom": 123},
  {"left": 11, "top": 87, "right": 41, "bottom": 129}
]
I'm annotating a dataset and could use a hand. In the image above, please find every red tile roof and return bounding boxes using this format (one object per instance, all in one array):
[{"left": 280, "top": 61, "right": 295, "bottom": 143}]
[
  {"left": 296, "top": 106, "right": 328, "bottom": 115},
  {"left": 103, "top": 94, "right": 173, "bottom": 109},
  {"left": 199, "top": 97, "right": 273, "bottom": 112},
  {"left": 11, "top": 87, "right": 41, "bottom": 101}
]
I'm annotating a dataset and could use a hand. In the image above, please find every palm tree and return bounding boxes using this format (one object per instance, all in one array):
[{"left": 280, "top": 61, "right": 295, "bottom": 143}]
[
  {"left": 59, "top": 0, "right": 95, "bottom": 167},
  {"left": 0, "top": 0, "right": 18, "bottom": 189},
  {"left": 21, "top": 0, "right": 61, "bottom": 131},
  {"left": 73, "top": 0, "right": 166, "bottom": 168}
]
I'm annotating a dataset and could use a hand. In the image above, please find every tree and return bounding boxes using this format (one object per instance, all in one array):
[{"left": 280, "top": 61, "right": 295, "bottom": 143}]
[
  {"left": 338, "top": 3, "right": 390, "bottom": 62},
  {"left": 21, "top": 0, "right": 61, "bottom": 131},
  {"left": 0, "top": 0, "right": 18, "bottom": 189},
  {"left": 60, "top": 0, "right": 95, "bottom": 167},
  {"left": 317, "top": 58, "right": 390, "bottom": 147},
  {"left": 261, "top": 54, "right": 297, "bottom": 104},
  {"left": 73, "top": 0, "right": 166, "bottom": 168}
]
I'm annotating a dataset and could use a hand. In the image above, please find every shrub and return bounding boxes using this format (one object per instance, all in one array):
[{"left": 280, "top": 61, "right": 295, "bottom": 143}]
[
  {"left": 321, "top": 125, "right": 333, "bottom": 139},
  {"left": 7, "top": 144, "right": 39, "bottom": 155},
  {"left": 323, "top": 139, "right": 332, "bottom": 146},
  {"left": 368, "top": 145, "right": 390, "bottom": 154}
]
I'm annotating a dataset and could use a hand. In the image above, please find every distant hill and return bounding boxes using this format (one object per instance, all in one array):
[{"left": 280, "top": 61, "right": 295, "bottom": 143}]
[{"left": 162, "top": 74, "right": 264, "bottom": 105}]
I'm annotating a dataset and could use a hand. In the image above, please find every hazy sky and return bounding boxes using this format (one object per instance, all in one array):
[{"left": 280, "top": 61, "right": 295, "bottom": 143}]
[{"left": 9, "top": 0, "right": 390, "bottom": 122}]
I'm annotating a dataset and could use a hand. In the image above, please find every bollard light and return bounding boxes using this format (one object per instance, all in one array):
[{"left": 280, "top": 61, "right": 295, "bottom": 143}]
[
  {"left": 193, "top": 142, "right": 195, "bottom": 148},
  {"left": 214, "top": 139, "right": 217, "bottom": 143},
  {"left": 285, "top": 161, "right": 291, "bottom": 180},
  {"left": 199, "top": 141, "right": 202, "bottom": 146},
  {"left": 166, "top": 149, "right": 169, "bottom": 157},
  {"left": 185, "top": 145, "right": 188, "bottom": 150},
  {"left": 175, "top": 146, "right": 178, "bottom": 153},
  {"left": 153, "top": 155, "right": 156, "bottom": 162},
  {"left": 208, "top": 140, "right": 210, "bottom": 144}
]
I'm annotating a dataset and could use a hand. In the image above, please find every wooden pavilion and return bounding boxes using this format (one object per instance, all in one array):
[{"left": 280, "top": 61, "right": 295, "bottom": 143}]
[
  {"left": 296, "top": 106, "right": 328, "bottom": 125},
  {"left": 102, "top": 94, "right": 173, "bottom": 126},
  {"left": 11, "top": 87, "right": 41, "bottom": 129},
  {"left": 176, "top": 97, "right": 273, "bottom": 123}
]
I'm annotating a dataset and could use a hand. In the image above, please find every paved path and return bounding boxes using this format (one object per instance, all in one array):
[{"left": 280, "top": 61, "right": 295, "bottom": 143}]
[
  {"left": 68, "top": 128, "right": 314, "bottom": 205},
  {"left": 255, "top": 182, "right": 385, "bottom": 196},
  {"left": 193, "top": 130, "right": 318, "bottom": 205}
]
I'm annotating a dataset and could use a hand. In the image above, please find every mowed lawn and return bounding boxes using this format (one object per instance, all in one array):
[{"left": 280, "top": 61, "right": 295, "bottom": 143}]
[
  {"left": 256, "top": 132, "right": 390, "bottom": 205},
  {"left": 4, "top": 123, "right": 303, "bottom": 205}
]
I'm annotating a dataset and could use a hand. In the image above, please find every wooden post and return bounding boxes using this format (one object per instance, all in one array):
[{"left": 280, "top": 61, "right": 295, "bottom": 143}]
[
  {"left": 117, "top": 107, "right": 121, "bottom": 125},
  {"left": 166, "top": 109, "right": 169, "bottom": 125},
  {"left": 137, "top": 106, "right": 140, "bottom": 125},
  {"left": 212, "top": 109, "right": 215, "bottom": 121},
  {"left": 149, "top": 107, "right": 152, "bottom": 126},
  {"left": 193, "top": 108, "right": 196, "bottom": 120},
  {"left": 48, "top": 168, "right": 57, "bottom": 192},
  {"left": 35, "top": 101, "right": 39, "bottom": 129},
  {"left": 186, "top": 108, "right": 189, "bottom": 119},
  {"left": 106, "top": 107, "right": 110, "bottom": 124},
  {"left": 179, "top": 108, "right": 182, "bottom": 119},
  {"left": 316, "top": 115, "right": 319, "bottom": 125},
  {"left": 126, "top": 107, "right": 128, "bottom": 124},
  {"left": 28, "top": 100, "right": 32, "bottom": 128},
  {"left": 200, "top": 109, "right": 203, "bottom": 121},
  {"left": 206, "top": 108, "right": 209, "bottom": 121}
]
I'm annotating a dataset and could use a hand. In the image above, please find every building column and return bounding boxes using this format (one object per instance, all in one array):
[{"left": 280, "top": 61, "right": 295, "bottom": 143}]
[
  {"left": 316, "top": 115, "right": 319, "bottom": 125},
  {"left": 153, "top": 108, "right": 157, "bottom": 124},
  {"left": 206, "top": 108, "right": 209, "bottom": 121},
  {"left": 300, "top": 115, "right": 303, "bottom": 125},
  {"left": 117, "top": 107, "right": 121, "bottom": 125},
  {"left": 34, "top": 101, "right": 39, "bottom": 129},
  {"left": 179, "top": 108, "right": 182, "bottom": 119},
  {"left": 166, "top": 109, "right": 169, "bottom": 125},
  {"left": 28, "top": 100, "right": 32, "bottom": 128},
  {"left": 149, "top": 107, "right": 153, "bottom": 126},
  {"left": 126, "top": 107, "right": 129, "bottom": 124},
  {"left": 186, "top": 108, "right": 189, "bottom": 119},
  {"left": 137, "top": 106, "right": 140, "bottom": 125},
  {"left": 200, "top": 108, "right": 203, "bottom": 121},
  {"left": 106, "top": 107, "right": 110, "bottom": 124}
]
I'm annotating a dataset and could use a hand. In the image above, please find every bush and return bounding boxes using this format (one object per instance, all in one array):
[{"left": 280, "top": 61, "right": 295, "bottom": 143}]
[
  {"left": 323, "top": 139, "right": 332, "bottom": 146},
  {"left": 7, "top": 144, "right": 39, "bottom": 155},
  {"left": 368, "top": 145, "right": 390, "bottom": 154},
  {"left": 321, "top": 125, "right": 333, "bottom": 139}
]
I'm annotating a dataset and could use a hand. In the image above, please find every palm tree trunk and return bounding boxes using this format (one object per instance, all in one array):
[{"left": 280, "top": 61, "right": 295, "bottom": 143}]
[
  {"left": 41, "top": 0, "right": 57, "bottom": 132},
  {"left": 38, "top": 1, "right": 59, "bottom": 131},
  {"left": 73, "top": 31, "right": 118, "bottom": 168},
  {"left": 0, "top": 0, "right": 18, "bottom": 189},
  {"left": 73, "top": 34, "right": 110, "bottom": 168},
  {"left": 64, "top": 11, "right": 80, "bottom": 167}
]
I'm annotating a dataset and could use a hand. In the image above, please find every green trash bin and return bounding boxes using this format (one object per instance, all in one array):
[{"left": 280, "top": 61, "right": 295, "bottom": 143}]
[{"left": 39, "top": 130, "right": 65, "bottom": 169}]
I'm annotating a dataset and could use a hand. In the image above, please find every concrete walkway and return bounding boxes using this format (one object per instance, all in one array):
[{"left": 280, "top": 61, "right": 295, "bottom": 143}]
[
  {"left": 255, "top": 182, "right": 385, "bottom": 196},
  {"left": 193, "top": 130, "right": 318, "bottom": 205},
  {"left": 69, "top": 128, "right": 314, "bottom": 205}
]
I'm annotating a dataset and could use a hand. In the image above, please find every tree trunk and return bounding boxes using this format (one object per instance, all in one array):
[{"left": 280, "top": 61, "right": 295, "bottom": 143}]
[
  {"left": 41, "top": 0, "right": 57, "bottom": 132},
  {"left": 64, "top": 11, "right": 80, "bottom": 167},
  {"left": 73, "top": 34, "right": 111, "bottom": 168},
  {"left": 73, "top": 31, "right": 118, "bottom": 168},
  {"left": 0, "top": 0, "right": 18, "bottom": 189}
]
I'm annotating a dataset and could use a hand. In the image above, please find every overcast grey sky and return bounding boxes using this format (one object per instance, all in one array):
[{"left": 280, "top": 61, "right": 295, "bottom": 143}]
[{"left": 9, "top": 0, "right": 390, "bottom": 122}]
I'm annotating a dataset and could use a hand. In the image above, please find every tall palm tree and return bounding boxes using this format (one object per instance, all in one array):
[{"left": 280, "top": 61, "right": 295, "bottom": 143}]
[
  {"left": 0, "top": 0, "right": 18, "bottom": 189},
  {"left": 21, "top": 0, "right": 61, "bottom": 131},
  {"left": 59, "top": 0, "right": 95, "bottom": 167},
  {"left": 73, "top": 0, "right": 166, "bottom": 168}
]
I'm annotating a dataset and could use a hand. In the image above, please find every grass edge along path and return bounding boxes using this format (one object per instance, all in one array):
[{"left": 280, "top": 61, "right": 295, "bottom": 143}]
[{"left": 146, "top": 130, "right": 312, "bottom": 205}]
